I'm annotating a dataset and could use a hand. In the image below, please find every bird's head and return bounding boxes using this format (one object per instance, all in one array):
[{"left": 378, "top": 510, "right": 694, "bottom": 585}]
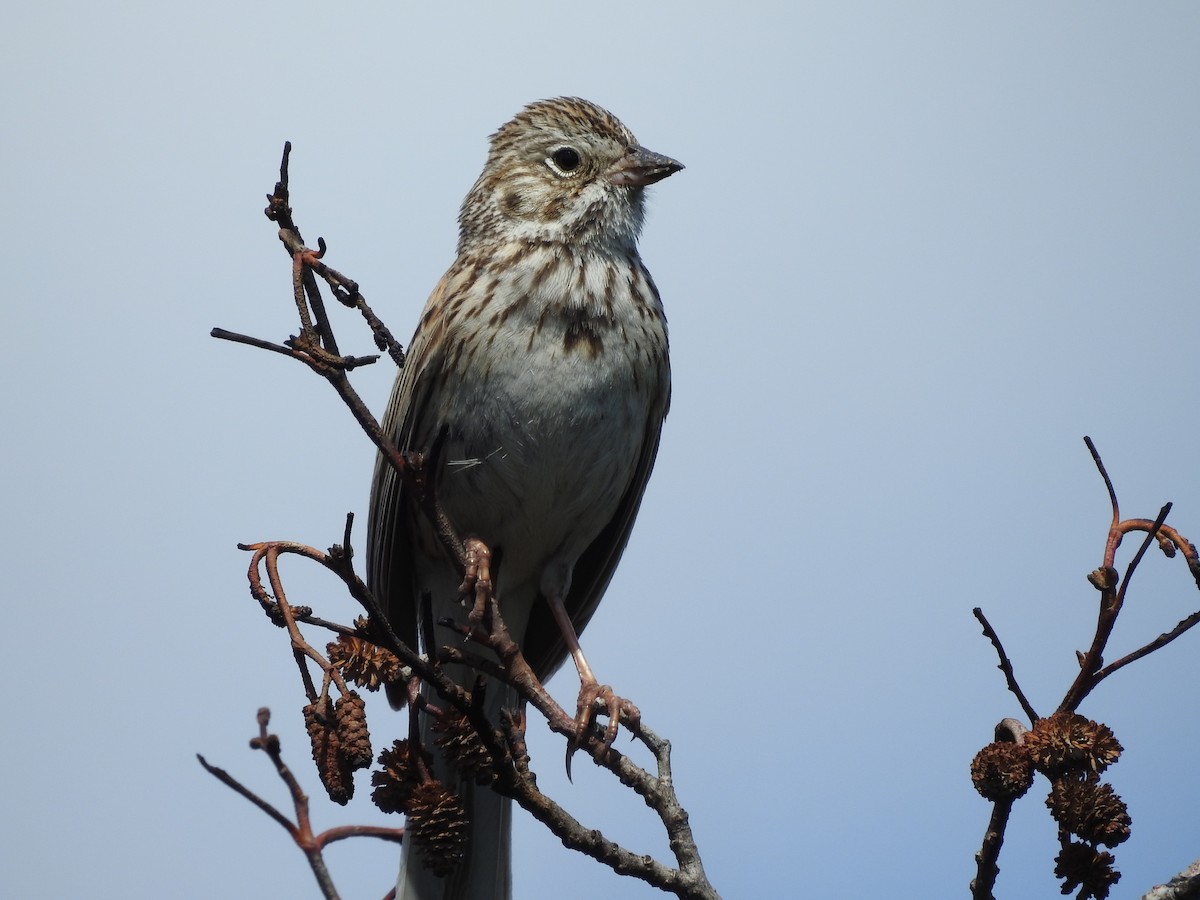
[{"left": 459, "top": 97, "right": 682, "bottom": 252}]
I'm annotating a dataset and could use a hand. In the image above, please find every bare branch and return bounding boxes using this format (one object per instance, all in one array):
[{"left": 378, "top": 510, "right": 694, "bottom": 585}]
[
  {"left": 1061, "top": 502, "right": 1172, "bottom": 712},
  {"left": 1096, "top": 607, "right": 1200, "bottom": 681},
  {"left": 973, "top": 608, "right": 1039, "bottom": 723},
  {"left": 200, "top": 709, "right": 404, "bottom": 900},
  {"left": 1143, "top": 859, "right": 1200, "bottom": 900},
  {"left": 970, "top": 798, "right": 1014, "bottom": 900}
]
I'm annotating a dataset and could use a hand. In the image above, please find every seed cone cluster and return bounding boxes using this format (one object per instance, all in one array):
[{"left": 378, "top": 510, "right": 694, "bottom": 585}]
[
  {"left": 370, "top": 739, "right": 470, "bottom": 876},
  {"left": 304, "top": 691, "right": 372, "bottom": 805},
  {"left": 971, "top": 712, "right": 1130, "bottom": 900}
]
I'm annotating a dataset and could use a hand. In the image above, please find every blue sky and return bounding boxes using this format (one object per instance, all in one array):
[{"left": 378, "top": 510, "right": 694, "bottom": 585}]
[{"left": 4, "top": 3, "right": 1199, "bottom": 898}]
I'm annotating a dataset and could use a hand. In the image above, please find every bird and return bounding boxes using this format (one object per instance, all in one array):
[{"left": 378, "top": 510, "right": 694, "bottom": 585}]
[{"left": 366, "top": 96, "right": 682, "bottom": 900}]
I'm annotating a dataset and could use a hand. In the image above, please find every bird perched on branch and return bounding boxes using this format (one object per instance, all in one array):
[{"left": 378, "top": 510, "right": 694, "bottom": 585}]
[{"left": 367, "top": 96, "right": 682, "bottom": 900}]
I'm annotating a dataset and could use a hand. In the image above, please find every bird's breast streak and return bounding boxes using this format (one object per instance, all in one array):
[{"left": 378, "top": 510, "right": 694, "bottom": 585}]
[{"left": 436, "top": 314, "right": 647, "bottom": 566}]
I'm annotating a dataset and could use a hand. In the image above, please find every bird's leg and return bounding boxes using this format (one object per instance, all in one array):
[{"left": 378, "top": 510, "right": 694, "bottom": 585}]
[
  {"left": 544, "top": 590, "right": 598, "bottom": 685},
  {"left": 545, "top": 592, "right": 641, "bottom": 758}
]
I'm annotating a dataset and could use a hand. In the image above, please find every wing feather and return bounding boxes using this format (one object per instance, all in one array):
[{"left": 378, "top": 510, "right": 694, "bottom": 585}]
[{"left": 366, "top": 273, "right": 455, "bottom": 688}]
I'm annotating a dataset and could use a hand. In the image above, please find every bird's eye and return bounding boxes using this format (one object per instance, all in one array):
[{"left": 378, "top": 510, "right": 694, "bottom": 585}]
[{"left": 547, "top": 146, "right": 582, "bottom": 175}]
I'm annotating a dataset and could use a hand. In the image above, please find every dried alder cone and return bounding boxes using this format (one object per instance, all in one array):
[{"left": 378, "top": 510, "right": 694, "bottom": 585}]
[
  {"left": 970, "top": 741, "right": 1035, "bottom": 801},
  {"left": 335, "top": 691, "right": 373, "bottom": 770},
  {"left": 1024, "top": 711, "right": 1122, "bottom": 777},
  {"left": 1046, "top": 777, "right": 1131, "bottom": 848},
  {"left": 371, "top": 739, "right": 428, "bottom": 815},
  {"left": 432, "top": 710, "right": 495, "bottom": 786},
  {"left": 1055, "top": 840, "right": 1121, "bottom": 900},
  {"left": 302, "top": 691, "right": 373, "bottom": 804},
  {"left": 328, "top": 633, "right": 403, "bottom": 692},
  {"left": 305, "top": 701, "right": 355, "bottom": 805},
  {"left": 405, "top": 781, "right": 470, "bottom": 877}
]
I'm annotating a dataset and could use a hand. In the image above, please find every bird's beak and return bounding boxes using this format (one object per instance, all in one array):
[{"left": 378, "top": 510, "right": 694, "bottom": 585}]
[{"left": 607, "top": 146, "right": 684, "bottom": 187}]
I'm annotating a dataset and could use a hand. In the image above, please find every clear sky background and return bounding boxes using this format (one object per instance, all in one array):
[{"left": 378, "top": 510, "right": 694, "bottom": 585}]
[{"left": 4, "top": 3, "right": 1199, "bottom": 899}]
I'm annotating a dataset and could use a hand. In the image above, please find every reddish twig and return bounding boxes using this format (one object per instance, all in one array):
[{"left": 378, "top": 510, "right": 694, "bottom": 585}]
[
  {"left": 236, "top": 525, "right": 467, "bottom": 713},
  {"left": 1059, "top": 503, "right": 1171, "bottom": 713},
  {"left": 199, "top": 708, "right": 404, "bottom": 900}
]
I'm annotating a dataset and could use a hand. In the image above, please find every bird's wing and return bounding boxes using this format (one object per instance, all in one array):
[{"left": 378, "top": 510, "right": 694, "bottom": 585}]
[{"left": 366, "top": 272, "right": 456, "bottom": 686}]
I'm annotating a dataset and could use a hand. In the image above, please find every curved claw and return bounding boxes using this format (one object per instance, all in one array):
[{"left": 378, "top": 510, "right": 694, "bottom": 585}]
[{"left": 564, "top": 683, "right": 642, "bottom": 780}]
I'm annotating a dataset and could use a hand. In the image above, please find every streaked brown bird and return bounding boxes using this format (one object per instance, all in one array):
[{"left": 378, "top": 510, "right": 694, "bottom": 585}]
[{"left": 367, "top": 97, "right": 682, "bottom": 900}]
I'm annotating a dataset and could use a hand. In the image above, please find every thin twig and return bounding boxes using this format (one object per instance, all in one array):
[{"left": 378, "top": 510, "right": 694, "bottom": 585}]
[
  {"left": 197, "top": 753, "right": 297, "bottom": 837},
  {"left": 314, "top": 824, "right": 405, "bottom": 847},
  {"left": 1085, "top": 435, "right": 1120, "bottom": 530},
  {"left": 1096, "top": 607, "right": 1200, "bottom": 682},
  {"left": 200, "top": 709, "right": 410, "bottom": 900},
  {"left": 210, "top": 327, "right": 295, "bottom": 358},
  {"left": 973, "top": 608, "right": 1039, "bottom": 723}
]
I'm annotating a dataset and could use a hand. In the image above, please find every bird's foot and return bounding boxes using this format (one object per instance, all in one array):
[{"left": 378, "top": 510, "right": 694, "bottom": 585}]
[
  {"left": 565, "top": 681, "right": 641, "bottom": 778},
  {"left": 458, "top": 538, "right": 494, "bottom": 626}
]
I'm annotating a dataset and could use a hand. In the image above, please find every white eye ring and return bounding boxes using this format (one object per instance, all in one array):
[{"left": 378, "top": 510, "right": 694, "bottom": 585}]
[{"left": 545, "top": 145, "right": 582, "bottom": 176}]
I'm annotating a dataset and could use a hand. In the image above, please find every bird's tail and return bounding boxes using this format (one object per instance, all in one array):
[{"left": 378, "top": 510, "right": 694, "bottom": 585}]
[{"left": 397, "top": 678, "right": 515, "bottom": 900}]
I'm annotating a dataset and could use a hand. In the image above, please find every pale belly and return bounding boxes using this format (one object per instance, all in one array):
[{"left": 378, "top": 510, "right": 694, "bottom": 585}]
[{"left": 433, "top": 341, "right": 650, "bottom": 598}]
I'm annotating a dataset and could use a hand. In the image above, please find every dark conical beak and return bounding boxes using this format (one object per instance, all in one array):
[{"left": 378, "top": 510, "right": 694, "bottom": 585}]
[{"left": 607, "top": 146, "right": 684, "bottom": 187}]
